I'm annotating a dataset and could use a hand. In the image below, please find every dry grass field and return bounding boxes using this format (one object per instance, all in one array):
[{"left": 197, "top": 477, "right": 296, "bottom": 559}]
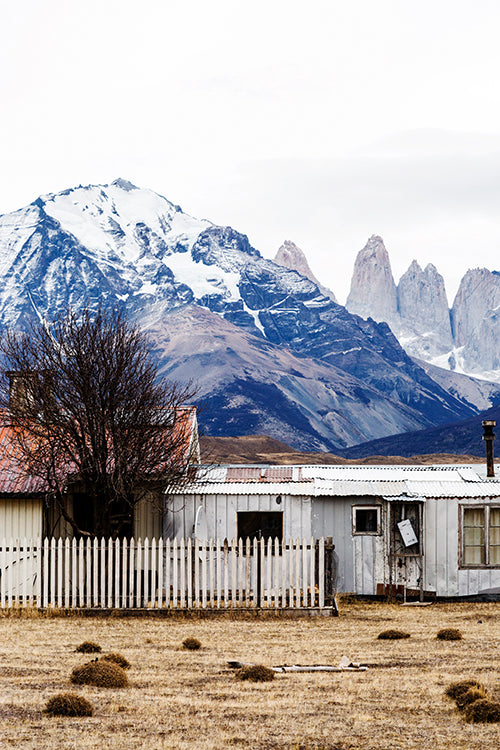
[{"left": 0, "top": 601, "right": 499, "bottom": 750}]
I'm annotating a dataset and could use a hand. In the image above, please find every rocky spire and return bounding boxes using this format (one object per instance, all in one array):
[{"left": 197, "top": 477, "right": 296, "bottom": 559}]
[
  {"left": 346, "top": 235, "right": 398, "bottom": 326},
  {"left": 274, "top": 240, "right": 336, "bottom": 302},
  {"left": 397, "top": 260, "right": 452, "bottom": 354}
]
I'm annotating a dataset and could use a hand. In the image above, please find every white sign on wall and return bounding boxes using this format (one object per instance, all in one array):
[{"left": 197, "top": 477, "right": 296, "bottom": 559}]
[{"left": 397, "top": 519, "right": 418, "bottom": 547}]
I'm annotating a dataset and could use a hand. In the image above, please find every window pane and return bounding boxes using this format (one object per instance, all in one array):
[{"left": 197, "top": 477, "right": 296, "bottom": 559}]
[
  {"left": 464, "top": 508, "right": 485, "bottom": 527},
  {"left": 354, "top": 508, "right": 379, "bottom": 533},
  {"left": 463, "top": 508, "right": 485, "bottom": 565},
  {"left": 464, "top": 527, "right": 484, "bottom": 546},
  {"left": 489, "top": 508, "right": 500, "bottom": 565},
  {"left": 464, "top": 546, "right": 485, "bottom": 565}
]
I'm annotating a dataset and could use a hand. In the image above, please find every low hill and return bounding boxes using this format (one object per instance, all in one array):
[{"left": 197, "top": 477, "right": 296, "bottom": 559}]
[{"left": 199, "top": 434, "right": 485, "bottom": 466}]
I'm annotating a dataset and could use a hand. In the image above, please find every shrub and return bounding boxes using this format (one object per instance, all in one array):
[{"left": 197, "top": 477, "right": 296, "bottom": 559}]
[
  {"left": 464, "top": 698, "right": 500, "bottom": 723},
  {"left": 445, "top": 680, "right": 484, "bottom": 700},
  {"left": 456, "top": 686, "right": 487, "bottom": 711},
  {"left": 71, "top": 660, "right": 128, "bottom": 688},
  {"left": 437, "top": 628, "right": 462, "bottom": 641},
  {"left": 45, "top": 693, "right": 93, "bottom": 717},
  {"left": 100, "top": 653, "right": 131, "bottom": 669},
  {"left": 182, "top": 637, "right": 201, "bottom": 651},
  {"left": 75, "top": 641, "right": 102, "bottom": 654},
  {"left": 237, "top": 665, "right": 275, "bottom": 682},
  {"left": 377, "top": 629, "right": 411, "bottom": 640}
]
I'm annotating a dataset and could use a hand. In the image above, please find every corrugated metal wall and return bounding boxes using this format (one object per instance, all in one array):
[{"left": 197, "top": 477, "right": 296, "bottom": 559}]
[
  {"left": 0, "top": 499, "right": 42, "bottom": 538},
  {"left": 312, "top": 495, "right": 384, "bottom": 594},
  {"left": 424, "top": 496, "right": 500, "bottom": 597},
  {"left": 165, "top": 493, "right": 312, "bottom": 541}
]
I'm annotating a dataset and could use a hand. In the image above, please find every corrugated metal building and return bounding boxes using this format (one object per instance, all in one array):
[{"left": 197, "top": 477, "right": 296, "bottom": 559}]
[{"left": 166, "top": 463, "right": 500, "bottom": 598}]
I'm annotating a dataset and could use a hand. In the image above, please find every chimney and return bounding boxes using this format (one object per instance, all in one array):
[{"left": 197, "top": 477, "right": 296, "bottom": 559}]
[{"left": 482, "top": 420, "right": 496, "bottom": 477}]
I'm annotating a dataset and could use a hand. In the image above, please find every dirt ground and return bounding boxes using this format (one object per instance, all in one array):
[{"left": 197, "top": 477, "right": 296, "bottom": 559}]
[{"left": 0, "top": 600, "right": 498, "bottom": 749}]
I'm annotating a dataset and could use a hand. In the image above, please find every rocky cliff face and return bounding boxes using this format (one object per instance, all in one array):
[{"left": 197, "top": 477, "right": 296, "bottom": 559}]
[
  {"left": 397, "top": 260, "right": 453, "bottom": 357},
  {"left": 346, "top": 236, "right": 500, "bottom": 382},
  {"left": 346, "top": 235, "right": 398, "bottom": 327},
  {"left": 274, "top": 240, "right": 337, "bottom": 302}
]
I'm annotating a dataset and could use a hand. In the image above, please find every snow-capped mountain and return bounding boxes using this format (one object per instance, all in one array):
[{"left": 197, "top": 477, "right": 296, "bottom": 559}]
[
  {"left": 0, "top": 180, "right": 481, "bottom": 450},
  {"left": 346, "top": 235, "right": 500, "bottom": 382}
]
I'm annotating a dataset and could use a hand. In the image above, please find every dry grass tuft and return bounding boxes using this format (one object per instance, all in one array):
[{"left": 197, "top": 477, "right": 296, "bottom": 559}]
[
  {"left": 437, "top": 627, "right": 462, "bottom": 640},
  {"left": 100, "top": 652, "right": 131, "bottom": 669},
  {"left": 182, "top": 637, "right": 202, "bottom": 650},
  {"left": 464, "top": 698, "right": 500, "bottom": 723},
  {"left": 70, "top": 660, "right": 128, "bottom": 688},
  {"left": 44, "top": 692, "right": 93, "bottom": 717},
  {"left": 75, "top": 640, "right": 102, "bottom": 653},
  {"left": 445, "top": 679, "right": 484, "bottom": 700},
  {"left": 456, "top": 686, "right": 487, "bottom": 711},
  {"left": 377, "top": 629, "right": 411, "bottom": 640},
  {"left": 237, "top": 664, "right": 275, "bottom": 682}
]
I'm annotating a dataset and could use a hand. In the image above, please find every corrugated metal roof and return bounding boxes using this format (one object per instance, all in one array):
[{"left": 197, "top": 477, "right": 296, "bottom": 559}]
[
  {"left": 182, "top": 464, "right": 500, "bottom": 499},
  {"left": 0, "top": 424, "right": 47, "bottom": 495}
]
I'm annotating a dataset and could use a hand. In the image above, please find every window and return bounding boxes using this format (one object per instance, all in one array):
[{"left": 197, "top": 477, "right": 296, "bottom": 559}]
[
  {"left": 237, "top": 512, "right": 283, "bottom": 542},
  {"left": 461, "top": 507, "right": 500, "bottom": 567},
  {"left": 352, "top": 506, "right": 381, "bottom": 535}
]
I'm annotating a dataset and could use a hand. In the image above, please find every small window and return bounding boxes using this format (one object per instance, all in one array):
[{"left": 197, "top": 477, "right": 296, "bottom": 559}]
[
  {"left": 237, "top": 511, "right": 283, "bottom": 542},
  {"left": 352, "top": 506, "right": 380, "bottom": 535},
  {"left": 461, "top": 506, "right": 500, "bottom": 567}
]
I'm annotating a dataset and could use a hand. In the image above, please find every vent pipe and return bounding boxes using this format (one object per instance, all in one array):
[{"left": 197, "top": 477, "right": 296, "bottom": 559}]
[{"left": 482, "top": 420, "right": 496, "bottom": 477}]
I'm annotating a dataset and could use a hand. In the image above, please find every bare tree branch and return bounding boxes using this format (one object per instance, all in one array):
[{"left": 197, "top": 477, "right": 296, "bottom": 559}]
[{"left": 0, "top": 306, "right": 198, "bottom": 537}]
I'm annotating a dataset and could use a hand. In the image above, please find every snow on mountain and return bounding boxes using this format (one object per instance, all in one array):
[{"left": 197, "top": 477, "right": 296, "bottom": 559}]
[
  {"left": 451, "top": 268, "right": 500, "bottom": 373},
  {"left": 0, "top": 180, "right": 480, "bottom": 449}
]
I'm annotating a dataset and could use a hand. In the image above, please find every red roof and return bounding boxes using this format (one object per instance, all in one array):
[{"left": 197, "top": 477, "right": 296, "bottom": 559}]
[{"left": 0, "top": 406, "right": 199, "bottom": 496}]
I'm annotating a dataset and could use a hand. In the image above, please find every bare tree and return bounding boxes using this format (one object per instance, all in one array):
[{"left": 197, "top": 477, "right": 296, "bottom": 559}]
[{"left": 0, "top": 307, "right": 198, "bottom": 537}]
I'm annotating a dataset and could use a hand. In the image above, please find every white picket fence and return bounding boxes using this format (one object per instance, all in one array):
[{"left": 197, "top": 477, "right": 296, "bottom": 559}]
[{"left": 0, "top": 537, "right": 335, "bottom": 610}]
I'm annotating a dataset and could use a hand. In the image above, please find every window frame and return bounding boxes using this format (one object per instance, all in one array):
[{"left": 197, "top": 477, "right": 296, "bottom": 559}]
[
  {"left": 460, "top": 504, "right": 500, "bottom": 568},
  {"left": 352, "top": 505, "right": 382, "bottom": 536}
]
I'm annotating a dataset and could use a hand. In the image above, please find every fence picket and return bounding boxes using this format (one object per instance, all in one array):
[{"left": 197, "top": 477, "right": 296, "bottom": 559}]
[
  {"left": 0, "top": 536, "right": 330, "bottom": 612},
  {"left": 152, "top": 537, "right": 159, "bottom": 608}
]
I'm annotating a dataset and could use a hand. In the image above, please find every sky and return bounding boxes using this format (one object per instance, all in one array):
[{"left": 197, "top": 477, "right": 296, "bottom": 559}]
[{"left": 2, "top": 0, "right": 500, "bottom": 304}]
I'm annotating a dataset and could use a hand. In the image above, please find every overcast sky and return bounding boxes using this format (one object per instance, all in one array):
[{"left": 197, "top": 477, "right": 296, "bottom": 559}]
[{"left": 2, "top": 0, "right": 500, "bottom": 303}]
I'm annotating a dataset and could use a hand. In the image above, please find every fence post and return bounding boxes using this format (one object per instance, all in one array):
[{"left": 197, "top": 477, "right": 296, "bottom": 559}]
[{"left": 324, "top": 537, "right": 339, "bottom": 616}]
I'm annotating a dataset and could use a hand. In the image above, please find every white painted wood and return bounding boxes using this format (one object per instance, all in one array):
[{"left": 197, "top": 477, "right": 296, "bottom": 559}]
[
  {"left": 237, "top": 538, "right": 243, "bottom": 607},
  {"left": 56, "top": 538, "right": 63, "bottom": 607},
  {"left": 172, "top": 538, "right": 178, "bottom": 608},
  {"left": 86, "top": 538, "right": 92, "bottom": 608},
  {"left": 223, "top": 538, "right": 229, "bottom": 608},
  {"left": 42, "top": 537, "right": 49, "bottom": 607},
  {"left": 114, "top": 539, "right": 120, "bottom": 608},
  {"left": 143, "top": 538, "right": 150, "bottom": 608},
  {"left": 158, "top": 538, "right": 164, "bottom": 608},
  {"left": 259, "top": 539, "right": 265, "bottom": 607},
  {"left": 93, "top": 538, "right": 99, "bottom": 607},
  {"left": 136, "top": 540, "right": 142, "bottom": 607},
  {"left": 71, "top": 539, "right": 77, "bottom": 608},
  {"left": 50, "top": 537, "right": 56, "bottom": 608},
  {"left": 121, "top": 538, "right": 127, "bottom": 608},
  {"left": 165, "top": 538, "right": 171, "bottom": 607},
  {"left": 318, "top": 538, "right": 325, "bottom": 608},
  {"left": 179, "top": 538, "right": 185, "bottom": 608},
  {"left": 35, "top": 537, "right": 42, "bottom": 608},
  {"left": 185, "top": 538, "right": 191, "bottom": 609},
  {"left": 201, "top": 538, "right": 207, "bottom": 609},
  {"left": 193, "top": 538, "right": 200, "bottom": 608},
  {"left": 230, "top": 538, "right": 237, "bottom": 609}
]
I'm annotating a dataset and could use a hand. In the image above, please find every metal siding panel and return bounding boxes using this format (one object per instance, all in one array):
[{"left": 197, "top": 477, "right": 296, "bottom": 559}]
[{"left": 0, "top": 499, "right": 42, "bottom": 538}]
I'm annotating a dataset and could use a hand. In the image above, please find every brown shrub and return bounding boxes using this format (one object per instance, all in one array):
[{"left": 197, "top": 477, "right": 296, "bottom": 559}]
[
  {"left": 75, "top": 641, "right": 102, "bottom": 654},
  {"left": 437, "top": 628, "right": 462, "bottom": 641},
  {"left": 456, "top": 686, "right": 487, "bottom": 711},
  {"left": 45, "top": 693, "right": 93, "bottom": 717},
  {"left": 445, "top": 680, "right": 484, "bottom": 700},
  {"left": 182, "top": 637, "right": 201, "bottom": 651},
  {"left": 237, "top": 665, "right": 275, "bottom": 682},
  {"left": 377, "top": 629, "right": 411, "bottom": 640},
  {"left": 71, "top": 660, "right": 128, "bottom": 688},
  {"left": 464, "top": 698, "right": 500, "bottom": 723},
  {"left": 100, "top": 653, "right": 131, "bottom": 669}
]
